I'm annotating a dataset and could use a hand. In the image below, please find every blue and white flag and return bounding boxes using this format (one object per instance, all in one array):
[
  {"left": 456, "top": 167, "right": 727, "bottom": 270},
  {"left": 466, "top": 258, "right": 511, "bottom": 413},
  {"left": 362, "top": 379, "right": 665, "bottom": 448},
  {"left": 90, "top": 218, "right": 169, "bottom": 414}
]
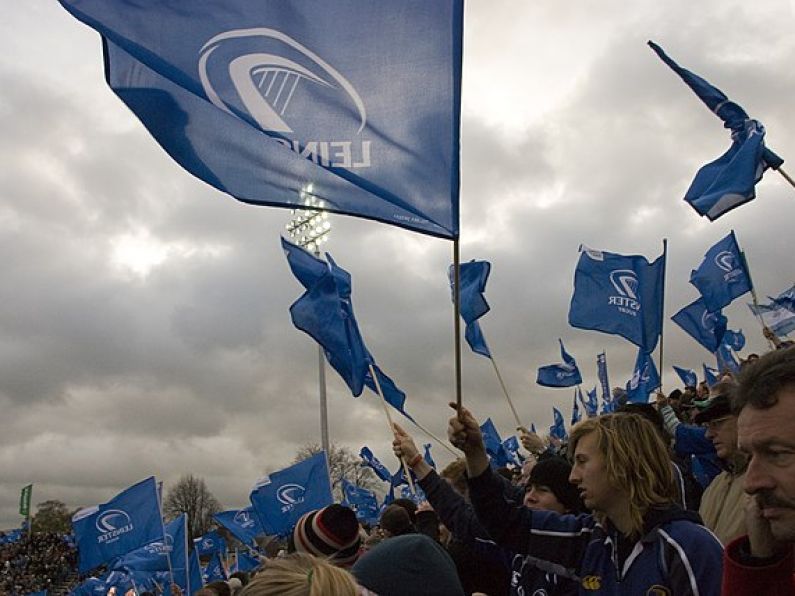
[
  {"left": 703, "top": 363, "right": 721, "bottom": 387},
  {"left": 213, "top": 507, "right": 263, "bottom": 549},
  {"left": 596, "top": 352, "right": 610, "bottom": 403},
  {"left": 283, "top": 238, "right": 412, "bottom": 419},
  {"left": 449, "top": 260, "right": 492, "bottom": 358},
  {"left": 749, "top": 301, "right": 795, "bottom": 337},
  {"left": 626, "top": 349, "right": 661, "bottom": 403},
  {"left": 690, "top": 232, "right": 752, "bottom": 312},
  {"left": 716, "top": 343, "right": 741, "bottom": 374},
  {"left": 359, "top": 446, "right": 391, "bottom": 483},
  {"left": 536, "top": 339, "right": 582, "bottom": 388},
  {"left": 72, "top": 477, "right": 164, "bottom": 573},
  {"left": 479, "top": 418, "right": 514, "bottom": 467},
  {"left": 723, "top": 329, "right": 746, "bottom": 352},
  {"left": 341, "top": 479, "right": 379, "bottom": 525},
  {"left": 194, "top": 530, "right": 227, "bottom": 558},
  {"left": 423, "top": 444, "right": 436, "bottom": 470},
  {"left": 584, "top": 387, "right": 599, "bottom": 418},
  {"left": 671, "top": 297, "right": 727, "bottom": 352},
  {"left": 203, "top": 550, "right": 227, "bottom": 583},
  {"left": 771, "top": 283, "right": 795, "bottom": 312},
  {"left": 249, "top": 451, "right": 334, "bottom": 537},
  {"left": 571, "top": 390, "right": 582, "bottom": 425},
  {"left": 234, "top": 551, "right": 261, "bottom": 573},
  {"left": 502, "top": 436, "right": 522, "bottom": 464},
  {"left": 549, "top": 408, "right": 567, "bottom": 441},
  {"left": 673, "top": 365, "right": 698, "bottom": 388},
  {"left": 58, "top": 0, "right": 463, "bottom": 239},
  {"left": 569, "top": 246, "right": 665, "bottom": 352},
  {"left": 648, "top": 41, "right": 783, "bottom": 220}
]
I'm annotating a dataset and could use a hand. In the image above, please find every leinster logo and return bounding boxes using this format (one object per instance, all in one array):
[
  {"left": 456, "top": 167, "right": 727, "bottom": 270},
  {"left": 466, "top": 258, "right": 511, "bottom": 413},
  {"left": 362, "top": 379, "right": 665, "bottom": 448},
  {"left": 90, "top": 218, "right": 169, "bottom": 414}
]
[
  {"left": 608, "top": 270, "right": 640, "bottom": 316},
  {"left": 234, "top": 509, "right": 256, "bottom": 529},
  {"left": 714, "top": 250, "right": 743, "bottom": 283},
  {"left": 95, "top": 509, "right": 134, "bottom": 544},
  {"left": 276, "top": 483, "right": 307, "bottom": 513},
  {"left": 198, "top": 28, "right": 371, "bottom": 168}
]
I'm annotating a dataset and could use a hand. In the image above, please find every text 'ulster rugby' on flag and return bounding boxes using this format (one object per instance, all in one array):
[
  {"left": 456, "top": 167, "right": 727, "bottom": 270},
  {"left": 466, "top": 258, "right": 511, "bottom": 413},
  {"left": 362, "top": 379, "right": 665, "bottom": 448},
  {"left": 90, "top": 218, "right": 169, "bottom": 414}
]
[{"left": 58, "top": 0, "right": 463, "bottom": 238}]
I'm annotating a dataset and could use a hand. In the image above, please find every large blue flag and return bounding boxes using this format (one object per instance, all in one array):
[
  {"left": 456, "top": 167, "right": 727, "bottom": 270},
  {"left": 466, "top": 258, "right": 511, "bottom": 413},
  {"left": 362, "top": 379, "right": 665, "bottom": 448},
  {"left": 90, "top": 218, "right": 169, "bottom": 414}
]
[
  {"left": 690, "top": 231, "right": 752, "bottom": 312},
  {"left": 671, "top": 297, "right": 727, "bottom": 352},
  {"left": 449, "top": 260, "right": 492, "bottom": 358},
  {"left": 213, "top": 507, "right": 263, "bottom": 549},
  {"left": 283, "top": 238, "right": 412, "bottom": 419},
  {"left": 596, "top": 352, "right": 611, "bottom": 403},
  {"left": 188, "top": 546, "right": 204, "bottom": 594},
  {"left": 359, "top": 447, "right": 391, "bottom": 483},
  {"left": 549, "top": 408, "right": 568, "bottom": 441},
  {"left": 626, "top": 349, "right": 661, "bottom": 403},
  {"left": 72, "top": 477, "right": 164, "bottom": 573},
  {"left": 569, "top": 246, "right": 665, "bottom": 352},
  {"left": 249, "top": 451, "right": 334, "bottom": 537},
  {"left": 703, "top": 363, "right": 720, "bottom": 387},
  {"left": 194, "top": 530, "right": 227, "bottom": 558},
  {"left": 673, "top": 365, "right": 698, "bottom": 388},
  {"left": 536, "top": 339, "right": 582, "bottom": 388},
  {"left": 648, "top": 41, "right": 783, "bottom": 220},
  {"left": 58, "top": 0, "right": 463, "bottom": 239},
  {"left": 749, "top": 301, "right": 795, "bottom": 336}
]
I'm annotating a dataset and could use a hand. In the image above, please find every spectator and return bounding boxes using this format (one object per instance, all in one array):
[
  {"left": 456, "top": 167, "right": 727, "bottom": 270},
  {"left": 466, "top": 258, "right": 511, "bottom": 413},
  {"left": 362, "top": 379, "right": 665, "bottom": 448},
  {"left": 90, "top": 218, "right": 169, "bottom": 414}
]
[
  {"left": 288, "top": 504, "right": 361, "bottom": 568},
  {"left": 240, "top": 552, "right": 360, "bottom": 596}
]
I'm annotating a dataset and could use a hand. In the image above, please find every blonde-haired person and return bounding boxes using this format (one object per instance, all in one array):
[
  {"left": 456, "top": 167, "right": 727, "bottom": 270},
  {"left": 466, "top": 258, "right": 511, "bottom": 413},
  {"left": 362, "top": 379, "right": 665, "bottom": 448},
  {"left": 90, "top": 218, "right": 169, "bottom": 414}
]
[
  {"left": 239, "top": 553, "right": 371, "bottom": 596},
  {"left": 448, "top": 406, "right": 724, "bottom": 595}
]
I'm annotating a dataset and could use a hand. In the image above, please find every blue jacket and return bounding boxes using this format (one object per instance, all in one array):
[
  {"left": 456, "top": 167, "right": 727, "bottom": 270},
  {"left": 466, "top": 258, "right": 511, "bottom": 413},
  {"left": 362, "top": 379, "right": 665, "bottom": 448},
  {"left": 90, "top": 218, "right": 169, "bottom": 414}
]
[{"left": 468, "top": 466, "right": 723, "bottom": 595}]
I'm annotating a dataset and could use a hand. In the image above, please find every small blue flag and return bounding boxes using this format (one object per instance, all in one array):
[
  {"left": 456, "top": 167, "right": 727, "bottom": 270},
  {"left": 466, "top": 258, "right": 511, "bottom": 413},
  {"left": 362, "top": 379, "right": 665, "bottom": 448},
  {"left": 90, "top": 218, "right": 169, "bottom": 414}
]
[
  {"left": 58, "top": 0, "right": 463, "bottom": 239},
  {"left": 249, "top": 451, "right": 334, "bottom": 537},
  {"left": 722, "top": 329, "right": 746, "bottom": 352},
  {"left": 690, "top": 231, "right": 752, "bottom": 312},
  {"left": 673, "top": 365, "right": 698, "bottom": 388},
  {"left": 749, "top": 301, "right": 795, "bottom": 336},
  {"left": 571, "top": 390, "right": 582, "bottom": 426},
  {"left": 703, "top": 363, "right": 721, "bottom": 387},
  {"left": 213, "top": 507, "right": 263, "bottom": 549},
  {"left": 188, "top": 546, "right": 204, "bottom": 594},
  {"left": 479, "top": 418, "right": 514, "bottom": 467},
  {"left": 716, "top": 343, "right": 741, "bottom": 374},
  {"left": 648, "top": 41, "right": 783, "bottom": 220},
  {"left": 72, "top": 477, "right": 164, "bottom": 574},
  {"left": 549, "top": 407, "right": 567, "bottom": 441},
  {"left": 341, "top": 479, "right": 379, "bottom": 526},
  {"left": 193, "top": 530, "right": 227, "bottom": 558},
  {"left": 536, "top": 339, "right": 583, "bottom": 388},
  {"left": 449, "top": 260, "right": 492, "bottom": 358},
  {"left": 671, "top": 297, "right": 727, "bottom": 352},
  {"left": 423, "top": 444, "right": 436, "bottom": 470},
  {"left": 596, "top": 352, "right": 611, "bottom": 403},
  {"left": 569, "top": 246, "right": 666, "bottom": 352},
  {"left": 584, "top": 387, "right": 599, "bottom": 418},
  {"left": 203, "top": 550, "right": 227, "bottom": 583},
  {"left": 626, "top": 348, "right": 661, "bottom": 403},
  {"left": 502, "top": 436, "right": 522, "bottom": 465},
  {"left": 359, "top": 447, "right": 391, "bottom": 483},
  {"left": 234, "top": 551, "right": 261, "bottom": 573}
]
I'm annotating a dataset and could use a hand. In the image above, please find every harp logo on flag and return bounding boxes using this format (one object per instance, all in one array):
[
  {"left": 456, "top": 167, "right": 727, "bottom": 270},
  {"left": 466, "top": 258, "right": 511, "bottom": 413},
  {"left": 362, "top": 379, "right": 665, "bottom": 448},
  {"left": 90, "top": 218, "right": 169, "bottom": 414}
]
[
  {"left": 277, "top": 483, "right": 307, "bottom": 512},
  {"left": 234, "top": 510, "right": 256, "bottom": 529},
  {"left": 608, "top": 270, "right": 640, "bottom": 315},
  {"left": 95, "top": 509, "right": 133, "bottom": 544}
]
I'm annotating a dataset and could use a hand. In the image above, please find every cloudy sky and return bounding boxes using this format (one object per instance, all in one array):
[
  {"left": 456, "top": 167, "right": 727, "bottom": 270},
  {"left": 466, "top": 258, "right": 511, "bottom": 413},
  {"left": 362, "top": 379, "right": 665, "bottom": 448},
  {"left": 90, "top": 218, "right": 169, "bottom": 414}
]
[{"left": 2, "top": 1, "right": 794, "bottom": 528}]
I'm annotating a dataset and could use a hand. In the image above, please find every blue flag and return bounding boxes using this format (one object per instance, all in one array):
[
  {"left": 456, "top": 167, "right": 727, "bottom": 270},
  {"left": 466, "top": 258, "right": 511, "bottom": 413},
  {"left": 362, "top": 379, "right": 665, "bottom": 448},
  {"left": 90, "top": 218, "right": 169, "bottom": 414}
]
[
  {"left": 584, "top": 387, "right": 599, "bottom": 418},
  {"left": 72, "top": 477, "right": 164, "bottom": 574},
  {"left": 194, "top": 530, "right": 227, "bottom": 558},
  {"left": 234, "top": 551, "right": 261, "bottom": 573},
  {"left": 501, "top": 436, "right": 522, "bottom": 465},
  {"left": 716, "top": 343, "right": 741, "bottom": 374},
  {"left": 549, "top": 408, "right": 568, "bottom": 441},
  {"left": 771, "top": 283, "right": 795, "bottom": 312},
  {"left": 723, "top": 329, "right": 746, "bottom": 352},
  {"left": 673, "top": 365, "right": 698, "bottom": 388},
  {"left": 479, "top": 418, "right": 514, "bottom": 467},
  {"left": 648, "top": 41, "right": 783, "bottom": 220},
  {"left": 341, "top": 479, "right": 379, "bottom": 526},
  {"left": 749, "top": 301, "right": 795, "bottom": 337},
  {"left": 703, "top": 363, "right": 720, "bottom": 387},
  {"left": 283, "top": 239, "right": 412, "bottom": 419},
  {"left": 671, "top": 297, "right": 727, "bottom": 352},
  {"left": 569, "top": 246, "right": 665, "bottom": 351},
  {"left": 449, "top": 260, "right": 492, "bottom": 358},
  {"left": 213, "top": 507, "right": 263, "bottom": 549},
  {"left": 203, "top": 550, "right": 227, "bottom": 583},
  {"left": 596, "top": 352, "right": 611, "bottom": 403},
  {"left": 188, "top": 546, "right": 204, "bottom": 594},
  {"left": 249, "top": 451, "right": 334, "bottom": 537},
  {"left": 423, "top": 444, "right": 436, "bottom": 470},
  {"left": 690, "top": 231, "right": 752, "bottom": 312},
  {"left": 58, "top": 0, "right": 463, "bottom": 239},
  {"left": 571, "top": 390, "right": 582, "bottom": 426},
  {"left": 359, "top": 447, "right": 391, "bottom": 483},
  {"left": 626, "top": 349, "right": 661, "bottom": 403},
  {"left": 536, "top": 339, "right": 583, "bottom": 388}
]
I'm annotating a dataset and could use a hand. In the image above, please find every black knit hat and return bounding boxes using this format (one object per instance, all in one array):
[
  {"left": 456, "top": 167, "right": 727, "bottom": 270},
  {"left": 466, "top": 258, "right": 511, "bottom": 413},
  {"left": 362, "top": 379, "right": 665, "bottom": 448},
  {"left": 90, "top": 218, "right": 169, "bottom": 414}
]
[
  {"left": 291, "top": 504, "right": 361, "bottom": 567},
  {"left": 527, "top": 456, "right": 584, "bottom": 513}
]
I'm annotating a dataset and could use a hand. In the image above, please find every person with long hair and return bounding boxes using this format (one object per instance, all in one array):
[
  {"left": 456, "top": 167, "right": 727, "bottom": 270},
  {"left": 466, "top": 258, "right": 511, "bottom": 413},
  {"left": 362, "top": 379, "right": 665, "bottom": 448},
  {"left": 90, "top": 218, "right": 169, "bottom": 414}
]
[
  {"left": 239, "top": 553, "right": 363, "bottom": 596},
  {"left": 448, "top": 406, "right": 723, "bottom": 595}
]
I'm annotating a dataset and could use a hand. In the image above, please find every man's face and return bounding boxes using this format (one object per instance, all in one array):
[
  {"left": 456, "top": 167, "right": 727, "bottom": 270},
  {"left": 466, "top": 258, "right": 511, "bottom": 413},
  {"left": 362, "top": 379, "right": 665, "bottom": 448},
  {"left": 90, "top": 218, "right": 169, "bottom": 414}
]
[
  {"left": 703, "top": 415, "right": 738, "bottom": 460},
  {"left": 524, "top": 484, "right": 568, "bottom": 514},
  {"left": 569, "top": 431, "right": 624, "bottom": 513},
  {"left": 738, "top": 388, "right": 795, "bottom": 542}
]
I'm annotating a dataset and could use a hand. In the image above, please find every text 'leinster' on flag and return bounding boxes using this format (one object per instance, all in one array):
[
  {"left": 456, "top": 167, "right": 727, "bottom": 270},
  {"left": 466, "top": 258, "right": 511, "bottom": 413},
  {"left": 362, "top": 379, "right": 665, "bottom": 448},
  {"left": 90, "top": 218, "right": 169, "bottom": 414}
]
[
  {"left": 58, "top": 0, "right": 463, "bottom": 239},
  {"left": 536, "top": 339, "right": 582, "bottom": 388},
  {"left": 568, "top": 246, "right": 665, "bottom": 352},
  {"left": 648, "top": 41, "right": 783, "bottom": 221},
  {"left": 690, "top": 231, "right": 752, "bottom": 313},
  {"left": 71, "top": 477, "right": 164, "bottom": 573}
]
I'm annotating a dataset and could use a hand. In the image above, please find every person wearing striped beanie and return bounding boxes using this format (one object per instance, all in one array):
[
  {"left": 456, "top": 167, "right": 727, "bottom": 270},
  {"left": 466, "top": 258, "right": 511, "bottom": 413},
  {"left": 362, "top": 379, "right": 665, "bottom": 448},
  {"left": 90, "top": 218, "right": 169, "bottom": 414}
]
[{"left": 289, "top": 504, "right": 362, "bottom": 567}]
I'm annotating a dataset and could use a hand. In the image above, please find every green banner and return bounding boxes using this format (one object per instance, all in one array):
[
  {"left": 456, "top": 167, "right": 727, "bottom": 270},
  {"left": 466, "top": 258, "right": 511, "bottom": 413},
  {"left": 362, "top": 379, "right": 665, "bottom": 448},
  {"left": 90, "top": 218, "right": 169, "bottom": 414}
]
[{"left": 19, "top": 484, "right": 32, "bottom": 517}]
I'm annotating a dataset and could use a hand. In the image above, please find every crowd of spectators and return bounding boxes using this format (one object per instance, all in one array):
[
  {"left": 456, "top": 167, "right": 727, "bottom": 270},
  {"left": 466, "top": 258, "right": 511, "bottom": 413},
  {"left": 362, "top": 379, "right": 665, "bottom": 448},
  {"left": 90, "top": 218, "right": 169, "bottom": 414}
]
[{"left": 0, "top": 531, "right": 77, "bottom": 595}]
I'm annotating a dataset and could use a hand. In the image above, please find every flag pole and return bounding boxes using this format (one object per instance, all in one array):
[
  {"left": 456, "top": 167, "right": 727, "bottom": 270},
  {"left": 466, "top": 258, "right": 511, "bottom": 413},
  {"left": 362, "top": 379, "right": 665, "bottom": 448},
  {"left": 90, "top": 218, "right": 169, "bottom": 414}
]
[
  {"left": 452, "top": 238, "right": 463, "bottom": 415},
  {"left": 489, "top": 355, "right": 523, "bottom": 428},
  {"left": 408, "top": 418, "right": 458, "bottom": 456},
  {"left": 657, "top": 239, "right": 668, "bottom": 396},
  {"left": 776, "top": 166, "right": 795, "bottom": 190},
  {"left": 369, "top": 364, "right": 416, "bottom": 495},
  {"left": 740, "top": 249, "right": 776, "bottom": 350}
]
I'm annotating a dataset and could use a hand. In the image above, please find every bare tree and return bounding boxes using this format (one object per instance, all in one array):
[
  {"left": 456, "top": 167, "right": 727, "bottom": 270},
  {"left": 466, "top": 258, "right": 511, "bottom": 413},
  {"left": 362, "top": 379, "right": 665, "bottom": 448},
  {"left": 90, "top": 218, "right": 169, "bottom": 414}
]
[
  {"left": 294, "top": 443, "right": 380, "bottom": 501},
  {"left": 163, "top": 475, "right": 222, "bottom": 539},
  {"left": 32, "top": 500, "right": 76, "bottom": 534}
]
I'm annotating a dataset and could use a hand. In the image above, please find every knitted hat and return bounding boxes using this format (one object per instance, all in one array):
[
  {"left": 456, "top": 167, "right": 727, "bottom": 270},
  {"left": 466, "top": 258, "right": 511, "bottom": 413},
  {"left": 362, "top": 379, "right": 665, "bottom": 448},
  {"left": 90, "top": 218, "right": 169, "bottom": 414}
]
[
  {"left": 527, "top": 456, "right": 584, "bottom": 513},
  {"left": 291, "top": 504, "right": 361, "bottom": 567}
]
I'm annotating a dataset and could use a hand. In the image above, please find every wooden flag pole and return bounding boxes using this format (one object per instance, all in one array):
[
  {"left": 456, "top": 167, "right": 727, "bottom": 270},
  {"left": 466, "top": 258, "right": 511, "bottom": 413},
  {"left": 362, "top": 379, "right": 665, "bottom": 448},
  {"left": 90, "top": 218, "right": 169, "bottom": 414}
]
[
  {"left": 777, "top": 166, "right": 795, "bottom": 190},
  {"left": 658, "top": 238, "right": 668, "bottom": 396},
  {"left": 489, "top": 355, "right": 523, "bottom": 429},
  {"left": 409, "top": 418, "right": 458, "bottom": 456},
  {"left": 453, "top": 238, "right": 463, "bottom": 415},
  {"left": 370, "top": 364, "right": 416, "bottom": 495}
]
